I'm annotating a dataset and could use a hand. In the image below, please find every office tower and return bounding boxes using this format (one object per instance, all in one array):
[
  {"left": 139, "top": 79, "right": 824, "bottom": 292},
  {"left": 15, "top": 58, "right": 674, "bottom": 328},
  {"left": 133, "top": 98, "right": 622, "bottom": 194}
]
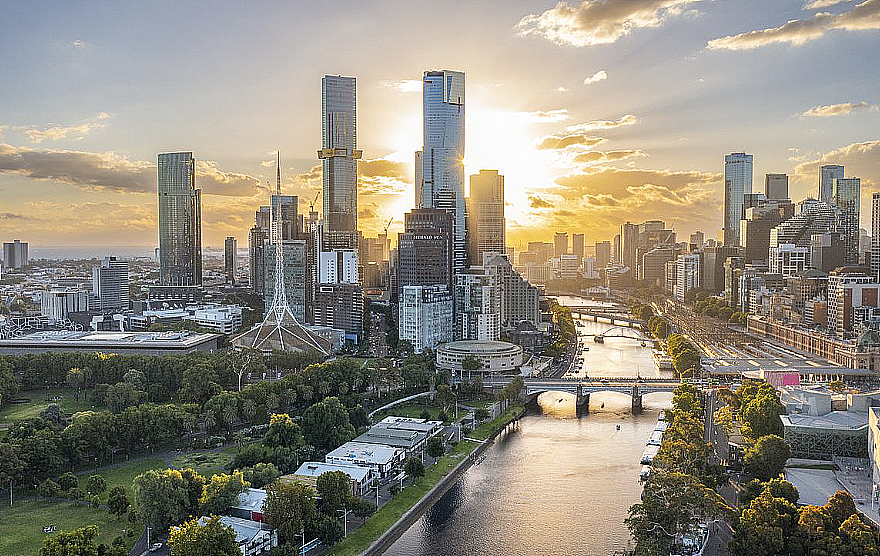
[
  {"left": 740, "top": 200, "right": 795, "bottom": 263},
  {"left": 399, "top": 285, "right": 453, "bottom": 353},
  {"left": 2, "top": 239, "right": 28, "bottom": 270},
  {"left": 873, "top": 193, "right": 880, "bottom": 282},
  {"left": 595, "top": 241, "right": 611, "bottom": 269},
  {"left": 319, "top": 75, "right": 361, "bottom": 251},
  {"left": 770, "top": 199, "right": 841, "bottom": 248},
  {"left": 467, "top": 170, "right": 505, "bottom": 265},
  {"left": 640, "top": 246, "right": 675, "bottom": 284},
  {"left": 157, "top": 152, "right": 202, "bottom": 286},
  {"left": 554, "top": 232, "right": 568, "bottom": 257},
  {"left": 612, "top": 234, "right": 620, "bottom": 263},
  {"left": 525, "top": 242, "right": 553, "bottom": 264},
  {"left": 723, "top": 152, "right": 753, "bottom": 247},
  {"left": 224, "top": 237, "right": 237, "bottom": 284},
  {"left": 248, "top": 227, "right": 268, "bottom": 295},
  {"left": 318, "top": 249, "right": 358, "bottom": 284},
  {"left": 41, "top": 289, "right": 90, "bottom": 320},
  {"left": 557, "top": 254, "right": 580, "bottom": 279},
  {"left": 689, "top": 231, "right": 704, "bottom": 248},
  {"left": 572, "top": 234, "right": 585, "bottom": 259},
  {"left": 834, "top": 177, "right": 861, "bottom": 265},
  {"left": 619, "top": 223, "right": 638, "bottom": 271},
  {"left": 674, "top": 254, "right": 702, "bottom": 302},
  {"left": 827, "top": 270, "right": 880, "bottom": 339},
  {"left": 811, "top": 233, "right": 847, "bottom": 273},
  {"left": 454, "top": 268, "right": 501, "bottom": 341},
  {"left": 92, "top": 256, "right": 129, "bottom": 311},
  {"left": 819, "top": 164, "right": 845, "bottom": 204},
  {"left": 701, "top": 245, "right": 740, "bottom": 293},
  {"left": 263, "top": 241, "right": 308, "bottom": 323},
  {"left": 484, "top": 253, "right": 540, "bottom": 325},
  {"left": 723, "top": 257, "right": 745, "bottom": 306},
  {"left": 417, "top": 70, "right": 466, "bottom": 273},
  {"left": 313, "top": 283, "right": 364, "bottom": 342},
  {"left": 769, "top": 244, "right": 810, "bottom": 276},
  {"left": 764, "top": 173, "right": 788, "bottom": 200},
  {"left": 397, "top": 208, "right": 454, "bottom": 292}
]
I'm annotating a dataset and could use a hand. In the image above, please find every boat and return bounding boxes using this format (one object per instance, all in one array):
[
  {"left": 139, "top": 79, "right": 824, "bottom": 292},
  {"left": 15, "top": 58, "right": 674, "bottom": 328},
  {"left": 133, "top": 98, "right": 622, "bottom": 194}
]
[
  {"left": 639, "top": 465, "right": 651, "bottom": 482},
  {"left": 616, "top": 424, "right": 621, "bottom": 430},
  {"left": 640, "top": 341, "right": 646, "bottom": 347},
  {"left": 640, "top": 444, "right": 660, "bottom": 465},
  {"left": 583, "top": 346, "right": 590, "bottom": 351}
]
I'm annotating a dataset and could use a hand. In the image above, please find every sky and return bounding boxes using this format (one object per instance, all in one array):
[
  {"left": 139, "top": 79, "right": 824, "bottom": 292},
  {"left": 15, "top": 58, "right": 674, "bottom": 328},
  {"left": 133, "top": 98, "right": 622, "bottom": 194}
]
[{"left": 0, "top": 0, "right": 878, "bottom": 254}]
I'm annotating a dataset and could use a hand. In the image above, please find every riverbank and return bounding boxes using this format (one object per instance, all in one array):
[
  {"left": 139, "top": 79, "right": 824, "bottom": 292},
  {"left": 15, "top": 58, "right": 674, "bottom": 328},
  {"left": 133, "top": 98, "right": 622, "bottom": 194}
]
[{"left": 327, "top": 404, "right": 525, "bottom": 556}]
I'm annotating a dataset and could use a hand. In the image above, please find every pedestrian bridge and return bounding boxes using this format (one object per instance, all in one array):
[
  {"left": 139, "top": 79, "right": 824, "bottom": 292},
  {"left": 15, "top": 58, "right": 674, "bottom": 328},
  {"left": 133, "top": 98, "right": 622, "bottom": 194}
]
[
  {"left": 569, "top": 307, "right": 642, "bottom": 327},
  {"left": 483, "top": 378, "right": 681, "bottom": 412},
  {"left": 587, "top": 326, "right": 653, "bottom": 343}
]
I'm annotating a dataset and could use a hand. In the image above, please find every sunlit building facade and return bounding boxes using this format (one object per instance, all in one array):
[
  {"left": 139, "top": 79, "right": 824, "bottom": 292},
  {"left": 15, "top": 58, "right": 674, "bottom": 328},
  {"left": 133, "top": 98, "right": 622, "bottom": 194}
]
[
  {"left": 723, "top": 152, "right": 753, "bottom": 247},
  {"left": 158, "top": 152, "right": 202, "bottom": 286}
]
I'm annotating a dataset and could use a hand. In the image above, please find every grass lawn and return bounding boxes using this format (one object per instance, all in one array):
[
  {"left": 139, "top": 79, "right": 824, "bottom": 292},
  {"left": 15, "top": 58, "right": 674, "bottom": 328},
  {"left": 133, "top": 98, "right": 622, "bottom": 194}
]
[
  {"left": 372, "top": 403, "right": 442, "bottom": 422},
  {"left": 0, "top": 387, "right": 99, "bottom": 427},
  {"left": 0, "top": 498, "right": 132, "bottom": 556},
  {"left": 328, "top": 404, "right": 523, "bottom": 556},
  {"left": 169, "top": 450, "right": 234, "bottom": 476}
]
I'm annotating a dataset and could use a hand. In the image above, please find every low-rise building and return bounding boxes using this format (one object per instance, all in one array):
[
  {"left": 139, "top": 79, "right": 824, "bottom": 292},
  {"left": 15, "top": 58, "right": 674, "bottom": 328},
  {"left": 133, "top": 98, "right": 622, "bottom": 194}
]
[
  {"left": 0, "top": 329, "right": 221, "bottom": 356},
  {"left": 325, "top": 441, "right": 404, "bottom": 478},
  {"left": 195, "top": 515, "right": 277, "bottom": 556},
  {"left": 436, "top": 339, "right": 523, "bottom": 376},
  {"left": 230, "top": 488, "right": 267, "bottom": 523},
  {"left": 287, "top": 462, "right": 375, "bottom": 496}
]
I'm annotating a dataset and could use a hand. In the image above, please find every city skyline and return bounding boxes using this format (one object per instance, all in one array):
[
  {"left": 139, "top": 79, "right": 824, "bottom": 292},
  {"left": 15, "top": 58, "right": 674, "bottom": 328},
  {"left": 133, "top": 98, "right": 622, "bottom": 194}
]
[{"left": 1, "top": 0, "right": 878, "bottom": 251}]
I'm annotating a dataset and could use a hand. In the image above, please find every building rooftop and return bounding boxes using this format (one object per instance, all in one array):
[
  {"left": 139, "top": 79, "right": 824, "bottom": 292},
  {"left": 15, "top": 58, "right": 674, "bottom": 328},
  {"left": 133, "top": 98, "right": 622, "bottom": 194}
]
[
  {"left": 325, "top": 441, "right": 402, "bottom": 465},
  {"left": 0, "top": 329, "right": 219, "bottom": 347},
  {"left": 375, "top": 416, "right": 443, "bottom": 434},
  {"left": 781, "top": 411, "right": 867, "bottom": 431},
  {"left": 437, "top": 340, "right": 521, "bottom": 355},
  {"left": 197, "top": 515, "right": 265, "bottom": 545},
  {"left": 233, "top": 488, "right": 267, "bottom": 513},
  {"left": 291, "top": 462, "right": 372, "bottom": 481}
]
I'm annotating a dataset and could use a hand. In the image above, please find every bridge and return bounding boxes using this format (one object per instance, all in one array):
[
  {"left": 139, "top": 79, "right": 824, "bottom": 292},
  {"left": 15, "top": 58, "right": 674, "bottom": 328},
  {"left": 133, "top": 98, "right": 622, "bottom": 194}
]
[
  {"left": 568, "top": 307, "right": 642, "bottom": 327},
  {"left": 587, "top": 326, "right": 653, "bottom": 344},
  {"left": 482, "top": 378, "right": 681, "bottom": 413}
]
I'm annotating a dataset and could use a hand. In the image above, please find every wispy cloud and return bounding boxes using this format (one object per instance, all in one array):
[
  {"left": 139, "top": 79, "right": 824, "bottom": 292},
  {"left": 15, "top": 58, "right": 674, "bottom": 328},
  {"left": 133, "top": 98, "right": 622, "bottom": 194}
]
[
  {"left": 801, "top": 101, "right": 878, "bottom": 117},
  {"left": 583, "top": 70, "right": 608, "bottom": 85},
  {"left": 566, "top": 114, "right": 637, "bottom": 132},
  {"left": 517, "top": 0, "right": 702, "bottom": 47},
  {"left": 572, "top": 149, "right": 647, "bottom": 164},
  {"left": 24, "top": 112, "right": 109, "bottom": 143},
  {"left": 537, "top": 134, "right": 606, "bottom": 150},
  {"left": 804, "top": 0, "right": 852, "bottom": 9},
  {"left": 707, "top": 0, "right": 880, "bottom": 50},
  {"left": 380, "top": 79, "right": 422, "bottom": 93},
  {"left": 556, "top": 86, "right": 569, "bottom": 92},
  {"left": 72, "top": 39, "right": 89, "bottom": 49}
]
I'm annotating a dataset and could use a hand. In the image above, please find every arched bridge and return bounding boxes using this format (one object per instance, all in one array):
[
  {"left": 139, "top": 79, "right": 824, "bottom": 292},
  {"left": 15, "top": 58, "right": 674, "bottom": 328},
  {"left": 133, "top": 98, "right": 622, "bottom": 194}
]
[
  {"left": 589, "top": 326, "right": 653, "bottom": 343},
  {"left": 483, "top": 378, "right": 681, "bottom": 412},
  {"left": 568, "top": 307, "right": 642, "bottom": 327}
]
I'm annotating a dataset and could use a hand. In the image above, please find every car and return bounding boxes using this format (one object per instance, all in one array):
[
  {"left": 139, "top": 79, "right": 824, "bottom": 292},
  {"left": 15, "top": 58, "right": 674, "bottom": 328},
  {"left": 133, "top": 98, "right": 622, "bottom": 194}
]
[{"left": 149, "top": 543, "right": 163, "bottom": 552}]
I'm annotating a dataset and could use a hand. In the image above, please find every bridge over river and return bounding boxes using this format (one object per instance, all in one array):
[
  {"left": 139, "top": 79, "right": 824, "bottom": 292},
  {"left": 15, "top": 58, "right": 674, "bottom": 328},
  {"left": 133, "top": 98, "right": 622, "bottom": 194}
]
[{"left": 482, "top": 378, "right": 681, "bottom": 413}]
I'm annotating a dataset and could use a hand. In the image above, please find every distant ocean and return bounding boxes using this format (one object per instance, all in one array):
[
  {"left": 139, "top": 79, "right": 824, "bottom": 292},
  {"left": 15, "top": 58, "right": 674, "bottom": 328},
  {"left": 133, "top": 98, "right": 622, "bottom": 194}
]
[{"left": 29, "top": 245, "right": 157, "bottom": 260}]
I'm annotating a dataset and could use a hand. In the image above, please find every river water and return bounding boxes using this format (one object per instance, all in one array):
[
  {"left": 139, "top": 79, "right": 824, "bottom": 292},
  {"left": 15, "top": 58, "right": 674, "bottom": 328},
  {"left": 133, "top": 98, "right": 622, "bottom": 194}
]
[{"left": 384, "top": 297, "right": 673, "bottom": 556}]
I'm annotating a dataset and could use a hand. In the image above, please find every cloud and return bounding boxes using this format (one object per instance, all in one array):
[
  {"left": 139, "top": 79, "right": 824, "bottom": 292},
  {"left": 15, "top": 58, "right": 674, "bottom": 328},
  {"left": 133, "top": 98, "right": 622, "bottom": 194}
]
[
  {"left": 358, "top": 158, "right": 411, "bottom": 195},
  {"left": 0, "top": 143, "right": 263, "bottom": 197},
  {"left": 556, "top": 86, "right": 569, "bottom": 92},
  {"left": 529, "top": 195, "right": 554, "bottom": 209},
  {"left": 24, "top": 112, "right": 109, "bottom": 143},
  {"left": 0, "top": 212, "right": 27, "bottom": 220},
  {"left": 800, "top": 101, "right": 878, "bottom": 117},
  {"left": 517, "top": 109, "right": 570, "bottom": 122},
  {"left": 572, "top": 149, "right": 647, "bottom": 164},
  {"left": 804, "top": 0, "right": 851, "bottom": 8},
  {"left": 566, "top": 114, "right": 637, "bottom": 132},
  {"left": 707, "top": 0, "right": 880, "bottom": 50},
  {"left": 537, "top": 134, "right": 607, "bottom": 150},
  {"left": 553, "top": 166, "right": 719, "bottom": 197},
  {"left": 72, "top": 39, "right": 89, "bottom": 49},
  {"left": 380, "top": 79, "right": 422, "bottom": 93},
  {"left": 517, "top": 0, "right": 702, "bottom": 47},
  {"left": 793, "top": 139, "right": 880, "bottom": 188},
  {"left": 584, "top": 70, "right": 608, "bottom": 84}
]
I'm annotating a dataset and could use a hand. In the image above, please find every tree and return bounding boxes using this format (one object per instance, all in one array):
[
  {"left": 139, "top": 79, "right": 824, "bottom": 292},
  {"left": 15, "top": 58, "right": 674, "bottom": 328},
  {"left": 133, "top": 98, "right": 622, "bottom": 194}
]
[
  {"left": 0, "top": 443, "right": 26, "bottom": 502},
  {"left": 106, "top": 486, "right": 130, "bottom": 518},
  {"left": 40, "top": 403, "right": 68, "bottom": 430},
  {"left": 178, "top": 364, "right": 221, "bottom": 406},
  {"left": 741, "top": 393, "right": 785, "bottom": 439},
  {"left": 201, "top": 471, "right": 249, "bottom": 515},
  {"left": 387, "top": 483, "right": 400, "bottom": 497},
  {"left": 58, "top": 471, "right": 79, "bottom": 492},
  {"left": 69, "top": 486, "right": 85, "bottom": 505},
  {"left": 122, "top": 369, "right": 146, "bottom": 390},
  {"left": 134, "top": 469, "right": 192, "bottom": 531},
  {"left": 85, "top": 474, "right": 107, "bottom": 497},
  {"left": 240, "top": 463, "right": 281, "bottom": 489},
  {"left": 167, "top": 516, "right": 240, "bottom": 556},
  {"left": 426, "top": 436, "right": 444, "bottom": 459},
  {"left": 461, "top": 356, "right": 482, "bottom": 376},
  {"left": 825, "top": 490, "right": 858, "bottom": 528},
  {"left": 349, "top": 497, "right": 377, "bottom": 521},
  {"left": 434, "top": 384, "right": 455, "bottom": 414},
  {"left": 67, "top": 367, "right": 87, "bottom": 402},
  {"left": 474, "top": 408, "right": 490, "bottom": 422},
  {"left": 404, "top": 457, "right": 425, "bottom": 482},
  {"left": 301, "top": 397, "right": 355, "bottom": 454},
  {"left": 104, "top": 382, "right": 146, "bottom": 413},
  {"left": 262, "top": 481, "right": 318, "bottom": 545},
  {"left": 264, "top": 413, "right": 304, "bottom": 449},
  {"left": 743, "top": 435, "right": 791, "bottom": 481},
  {"left": 41, "top": 525, "right": 100, "bottom": 556},
  {"left": 729, "top": 488, "right": 799, "bottom": 556},
  {"left": 316, "top": 471, "right": 352, "bottom": 515},
  {"left": 90, "top": 494, "right": 101, "bottom": 508}
]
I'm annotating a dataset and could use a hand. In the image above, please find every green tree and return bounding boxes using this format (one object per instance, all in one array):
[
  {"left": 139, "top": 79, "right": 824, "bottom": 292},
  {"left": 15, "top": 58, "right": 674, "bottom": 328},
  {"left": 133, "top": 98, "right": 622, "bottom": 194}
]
[
  {"left": 741, "top": 393, "right": 785, "bottom": 439},
  {"left": 0, "top": 443, "right": 26, "bottom": 502},
  {"left": 461, "top": 356, "right": 482, "bottom": 375},
  {"left": 240, "top": 463, "right": 281, "bottom": 489},
  {"left": 743, "top": 435, "right": 791, "bottom": 481},
  {"left": 106, "top": 486, "right": 130, "bottom": 518},
  {"left": 404, "top": 457, "right": 425, "bottom": 482},
  {"left": 201, "top": 471, "right": 249, "bottom": 515},
  {"left": 434, "top": 384, "right": 456, "bottom": 414},
  {"left": 58, "top": 471, "right": 79, "bottom": 492},
  {"left": 67, "top": 367, "right": 88, "bottom": 402},
  {"left": 68, "top": 486, "right": 85, "bottom": 505},
  {"left": 168, "top": 516, "right": 240, "bottom": 556},
  {"left": 301, "top": 397, "right": 355, "bottom": 454},
  {"left": 474, "top": 408, "right": 490, "bottom": 422},
  {"left": 262, "top": 481, "right": 318, "bottom": 545},
  {"left": 104, "top": 382, "right": 146, "bottom": 413},
  {"left": 38, "top": 478, "right": 62, "bottom": 500},
  {"left": 349, "top": 497, "right": 377, "bottom": 521},
  {"left": 178, "top": 364, "right": 221, "bottom": 406},
  {"left": 134, "top": 469, "right": 192, "bottom": 531},
  {"left": 41, "top": 525, "right": 100, "bottom": 556},
  {"left": 825, "top": 490, "right": 858, "bottom": 528},
  {"left": 316, "top": 471, "right": 353, "bottom": 515},
  {"left": 85, "top": 474, "right": 107, "bottom": 497},
  {"left": 729, "top": 489, "right": 799, "bottom": 556},
  {"left": 426, "top": 436, "right": 445, "bottom": 459},
  {"left": 264, "top": 413, "right": 304, "bottom": 449}
]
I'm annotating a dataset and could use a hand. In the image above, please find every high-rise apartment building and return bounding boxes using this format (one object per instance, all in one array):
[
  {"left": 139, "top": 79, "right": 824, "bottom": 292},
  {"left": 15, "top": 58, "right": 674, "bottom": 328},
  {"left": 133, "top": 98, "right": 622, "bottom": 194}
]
[
  {"left": 225, "top": 237, "right": 237, "bottom": 284},
  {"left": 248, "top": 227, "right": 269, "bottom": 295},
  {"left": 819, "top": 164, "right": 844, "bottom": 205},
  {"left": 157, "top": 152, "right": 202, "bottom": 286},
  {"left": 769, "top": 244, "right": 811, "bottom": 277},
  {"left": 41, "top": 289, "right": 90, "bottom": 320},
  {"left": 264, "top": 241, "right": 308, "bottom": 323},
  {"left": 313, "top": 283, "right": 364, "bottom": 342},
  {"left": 827, "top": 270, "right": 880, "bottom": 339},
  {"left": 417, "top": 70, "right": 466, "bottom": 273},
  {"left": 398, "top": 285, "right": 453, "bottom": 353},
  {"left": 674, "top": 254, "right": 701, "bottom": 302},
  {"left": 689, "top": 232, "right": 704, "bottom": 248},
  {"left": 483, "top": 253, "right": 540, "bottom": 325},
  {"left": 770, "top": 199, "right": 841, "bottom": 248},
  {"left": 467, "top": 170, "right": 505, "bottom": 265},
  {"left": 319, "top": 75, "right": 360, "bottom": 251},
  {"left": 764, "top": 173, "right": 789, "bottom": 200},
  {"left": 454, "top": 268, "right": 500, "bottom": 341},
  {"left": 723, "top": 152, "right": 753, "bottom": 247},
  {"left": 833, "top": 177, "right": 861, "bottom": 265},
  {"left": 318, "top": 249, "right": 358, "bottom": 284},
  {"left": 811, "top": 232, "right": 847, "bottom": 273},
  {"left": 619, "top": 222, "right": 638, "bottom": 271},
  {"left": 92, "top": 256, "right": 129, "bottom": 311},
  {"left": 397, "top": 208, "right": 453, "bottom": 292},
  {"left": 554, "top": 232, "right": 568, "bottom": 257},
  {"left": 640, "top": 246, "right": 675, "bottom": 284},
  {"left": 740, "top": 200, "right": 795, "bottom": 263},
  {"left": 572, "top": 234, "right": 585, "bottom": 259},
  {"left": 2, "top": 239, "right": 28, "bottom": 270},
  {"left": 595, "top": 241, "right": 611, "bottom": 270},
  {"left": 873, "top": 193, "right": 880, "bottom": 282}
]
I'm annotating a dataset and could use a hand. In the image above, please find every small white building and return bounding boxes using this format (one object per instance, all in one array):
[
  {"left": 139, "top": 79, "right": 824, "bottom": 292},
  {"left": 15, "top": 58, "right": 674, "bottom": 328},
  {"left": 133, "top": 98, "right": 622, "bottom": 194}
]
[
  {"left": 196, "top": 516, "right": 276, "bottom": 556},
  {"left": 325, "top": 441, "right": 405, "bottom": 478},
  {"left": 289, "top": 462, "right": 375, "bottom": 496}
]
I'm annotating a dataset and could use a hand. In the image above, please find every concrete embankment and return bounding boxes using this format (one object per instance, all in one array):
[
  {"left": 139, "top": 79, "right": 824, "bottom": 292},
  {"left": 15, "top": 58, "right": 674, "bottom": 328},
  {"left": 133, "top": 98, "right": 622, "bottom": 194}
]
[{"left": 358, "top": 408, "right": 524, "bottom": 556}]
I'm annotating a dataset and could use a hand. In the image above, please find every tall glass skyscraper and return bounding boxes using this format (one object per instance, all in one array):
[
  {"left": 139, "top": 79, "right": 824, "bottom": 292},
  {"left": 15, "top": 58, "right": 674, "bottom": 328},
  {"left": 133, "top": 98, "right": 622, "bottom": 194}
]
[
  {"left": 467, "top": 169, "right": 505, "bottom": 266},
  {"left": 834, "top": 177, "right": 861, "bottom": 264},
  {"left": 819, "top": 164, "right": 844, "bottom": 205},
  {"left": 157, "top": 152, "right": 202, "bottom": 286},
  {"left": 723, "top": 152, "right": 753, "bottom": 247},
  {"left": 319, "top": 75, "right": 360, "bottom": 251},
  {"left": 417, "top": 70, "right": 466, "bottom": 273}
]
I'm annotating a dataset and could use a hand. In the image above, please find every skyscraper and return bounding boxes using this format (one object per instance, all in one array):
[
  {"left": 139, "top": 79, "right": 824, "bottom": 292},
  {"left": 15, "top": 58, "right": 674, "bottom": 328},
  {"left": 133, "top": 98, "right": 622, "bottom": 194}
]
[
  {"left": 225, "top": 236, "right": 237, "bottom": 284},
  {"left": 595, "top": 241, "right": 611, "bottom": 269},
  {"left": 834, "top": 177, "right": 861, "bottom": 264},
  {"left": 92, "top": 256, "right": 129, "bottom": 311},
  {"left": 2, "top": 239, "right": 28, "bottom": 269},
  {"left": 764, "top": 173, "right": 788, "bottom": 200},
  {"left": 397, "top": 208, "right": 454, "bottom": 292},
  {"left": 417, "top": 70, "right": 466, "bottom": 273},
  {"left": 619, "top": 222, "right": 638, "bottom": 271},
  {"left": 819, "top": 164, "right": 844, "bottom": 205},
  {"left": 466, "top": 169, "right": 505, "bottom": 265},
  {"left": 319, "top": 75, "right": 360, "bottom": 251},
  {"left": 157, "top": 152, "right": 202, "bottom": 286},
  {"left": 554, "top": 232, "right": 568, "bottom": 258},
  {"left": 872, "top": 193, "right": 880, "bottom": 282},
  {"left": 572, "top": 234, "right": 585, "bottom": 259},
  {"left": 723, "top": 152, "right": 753, "bottom": 247}
]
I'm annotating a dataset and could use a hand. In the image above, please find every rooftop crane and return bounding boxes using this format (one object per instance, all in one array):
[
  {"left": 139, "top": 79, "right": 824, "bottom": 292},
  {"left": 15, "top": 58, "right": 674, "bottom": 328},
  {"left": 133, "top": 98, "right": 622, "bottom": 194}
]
[
  {"left": 383, "top": 217, "right": 393, "bottom": 236},
  {"left": 309, "top": 191, "right": 320, "bottom": 213}
]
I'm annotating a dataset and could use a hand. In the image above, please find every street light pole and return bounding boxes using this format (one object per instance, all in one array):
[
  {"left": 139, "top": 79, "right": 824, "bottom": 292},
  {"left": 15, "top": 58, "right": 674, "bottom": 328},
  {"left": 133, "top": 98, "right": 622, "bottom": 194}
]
[{"left": 337, "top": 507, "right": 349, "bottom": 537}]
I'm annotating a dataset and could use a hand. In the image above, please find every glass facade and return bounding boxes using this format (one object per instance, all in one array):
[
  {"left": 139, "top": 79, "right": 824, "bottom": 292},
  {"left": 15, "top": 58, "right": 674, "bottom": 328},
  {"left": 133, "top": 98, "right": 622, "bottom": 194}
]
[
  {"left": 419, "top": 70, "right": 466, "bottom": 273},
  {"left": 320, "top": 75, "right": 359, "bottom": 251},
  {"left": 819, "top": 164, "right": 844, "bottom": 205},
  {"left": 723, "top": 152, "right": 753, "bottom": 247},
  {"left": 834, "top": 177, "right": 861, "bottom": 264},
  {"left": 157, "top": 152, "right": 202, "bottom": 286}
]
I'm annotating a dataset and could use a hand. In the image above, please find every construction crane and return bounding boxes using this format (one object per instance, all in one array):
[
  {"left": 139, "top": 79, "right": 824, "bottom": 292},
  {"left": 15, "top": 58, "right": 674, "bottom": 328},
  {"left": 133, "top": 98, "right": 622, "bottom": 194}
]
[
  {"left": 382, "top": 217, "right": 393, "bottom": 236},
  {"left": 309, "top": 191, "right": 320, "bottom": 213}
]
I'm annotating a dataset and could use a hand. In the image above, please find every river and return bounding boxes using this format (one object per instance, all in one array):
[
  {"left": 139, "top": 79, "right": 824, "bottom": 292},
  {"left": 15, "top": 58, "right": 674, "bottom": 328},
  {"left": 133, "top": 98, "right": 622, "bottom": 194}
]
[{"left": 384, "top": 296, "right": 673, "bottom": 556}]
